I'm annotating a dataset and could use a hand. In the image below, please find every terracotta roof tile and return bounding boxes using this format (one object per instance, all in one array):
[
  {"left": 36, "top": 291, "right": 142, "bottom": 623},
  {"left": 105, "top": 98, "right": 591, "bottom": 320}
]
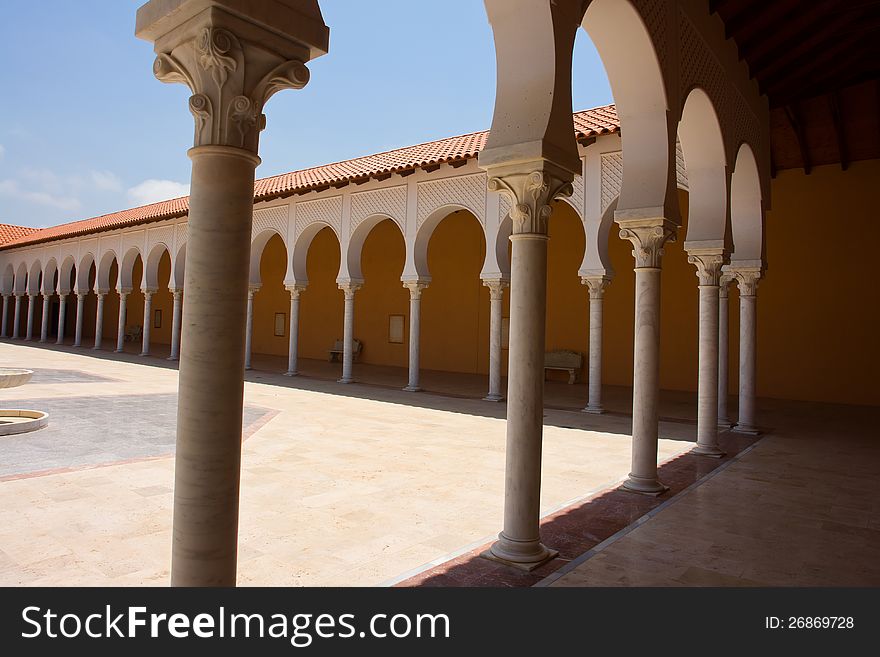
[
  {"left": 2, "top": 105, "right": 619, "bottom": 250},
  {"left": 0, "top": 223, "right": 40, "bottom": 245}
]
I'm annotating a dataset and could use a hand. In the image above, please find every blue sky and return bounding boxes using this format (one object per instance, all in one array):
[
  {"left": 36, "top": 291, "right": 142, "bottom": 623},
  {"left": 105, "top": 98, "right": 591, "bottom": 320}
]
[{"left": 0, "top": 1, "right": 611, "bottom": 228}]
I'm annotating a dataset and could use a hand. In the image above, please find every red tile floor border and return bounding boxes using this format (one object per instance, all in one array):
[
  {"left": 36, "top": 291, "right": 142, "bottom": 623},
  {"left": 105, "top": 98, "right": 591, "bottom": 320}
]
[{"left": 396, "top": 431, "right": 760, "bottom": 587}]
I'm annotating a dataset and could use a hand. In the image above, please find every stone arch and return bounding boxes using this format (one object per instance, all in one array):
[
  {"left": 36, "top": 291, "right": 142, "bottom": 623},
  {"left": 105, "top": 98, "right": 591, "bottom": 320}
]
[
  {"left": 14, "top": 262, "right": 28, "bottom": 294},
  {"left": 27, "top": 260, "right": 43, "bottom": 295},
  {"left": 77, "top": 253, "right": 96, "bottom": 292},
  {"left": 581, "top": 196, "right": 619, "bottom": 275},
  {"left": 249, "top": 228, "right": 285, "bottom": 287},
  {"left": 97, "top": 250, "right": 118, "bottom": 291},
  {"left": 679, "top": 87, "right": 729, "bottom": 246},
  {"left": 42, "top": 258, "right": 59, "bottom": 294},
  {"left": 729, "top": 142, "right": 764, "bottom": 263},
  {"left": 171, "top": 243, "right": 186, "bottom": 290},
  {"left": 583, "top": 0, "right": 672, "bottom": 215},
  {"left": 409, "top": 205, "right": 488, "bottom": 280},
  {"left": 119, "top": 247, "right": 142, "bottom": 290},
  {"left": 345, "top": 214, "right": 404, "bottom": 282},
  {"left": 292, "top": 221, "right": 339, "bottom": 285},
  {"left": 144, "top": 243, "right": 171, "bottom": 290},
  {"left": 1, "top": 263, "right": 15, "bottom": 295},
  {"left": 59, "top": 255, "right": 77, "bottom": 293}
]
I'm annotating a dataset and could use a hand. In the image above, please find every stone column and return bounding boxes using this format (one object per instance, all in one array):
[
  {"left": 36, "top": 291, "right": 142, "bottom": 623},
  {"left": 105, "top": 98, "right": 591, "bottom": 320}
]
[
  {"left": 617, "top": 218, "right": 678, "bottom": 495},
  {"left": 482, "top": 279, "right": 508, "bottom": 401},
  {"left": 141, "top": 289, "right": 155, "bottom": 356},
  {"left": 137, "top": 0, "right": 326, "bottom": 587},
  {"left": 284, "top": 284, "right": 305, "bottom": 376},
  {"left": 581, "top": 276, "right": 611, "bottom": 413},
  {"left": 1, "top": 294, "right": 8, "bottom": 338},
  {"left": 56, "top": 293, "right": 68, "bottom": 345},
  {"left": 688, "top": 250, "right": 725, "bottom": 457},
  {"left": 244, "top": 286, "right": 258, "bottom": 370},
  {"left": 717, "top": 274, "right": 734, "bottom": 427},
  {"left": 25, "top": 294, "right": 36, "bottom": 341},
  {"left": 168, "top": 288, "right": 182, "bottom": 361},
  {"left": 93, "top": 292, "right": 106, "bottom": 350},
  {"left": 12, "top": 294, "right": 22, "bottom": 339},
  {"left": 403, "top": 281, "right": 428, "bottom": 392},
  {"left": 337, "top": 281, "right": 362, "bottom": 384},
  {"left": 74, "top": 293, "right": 86, "bottom": 347},
  {"left": 481, "top": 168, "right": 574, "bottom": 570},
  {"left": 115, "top": 289, "right": 130, "bottom": 353},
  {"left": 733, "top": 268, "right": 762, "bottom": 434},
  {"left": 40, "top": 294, "right": 51, "bottom": 343}
]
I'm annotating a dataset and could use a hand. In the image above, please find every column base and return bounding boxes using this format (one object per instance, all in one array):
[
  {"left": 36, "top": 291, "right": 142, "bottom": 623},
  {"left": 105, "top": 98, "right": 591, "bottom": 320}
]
[
  {"left": 691, "top": 444, "right": 725, "bottom": 458},
  {"left": 403, "top": 385, "right": 421, "bottom": 392},
  {"left": 92, "top": 346, "right": 101, "bottom": 351},
  {"left": 483, "top": 393, "right": 504, "bottom": 402},
  {"left": 338, "top": 377, "right": 353, "bottom": 384},
  {"left": 284, "top": 370, "right": 298, "bottom": 377},
  {"left": 39, "top": 339, "right": 47, "bottom": 344},
  {"left": 245, "top": 366, "right": 252, "bottom": 371},
  {"left": 718, "top": 418, "right": 735, "bottom": 429},
  {"left": 114, "top": 348, "right": 124, "bottom": 354},
  {"left": 167, "top": 356, "right": 178, "bottom": 361},
  {"left": 621, "top": 474, "right": 669, "bottom": 497},
  {"left": 732, "top": 424, "right": 762, "bottom": 436},
  {"left": 582, "top": 405, "right": 605, "bottom": 414},
  {"left": 140, "top": 352, "right": 150, "bottom": 357},
  {"left": 480, "top": 535, "right": 558, "bottom": 572}
]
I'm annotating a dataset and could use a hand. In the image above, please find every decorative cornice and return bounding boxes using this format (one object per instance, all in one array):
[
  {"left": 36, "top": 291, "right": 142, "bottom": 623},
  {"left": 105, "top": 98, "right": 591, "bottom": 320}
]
[
  {"left": 487, "top": 169, "right": 573, "bottom": 235},
  {"left": 616, "top": 217, "right": 678, "bottom": 269},
  {"left": 581, "top": 275, "right": 612, "bottom": 300},
  {"left": 152, "top": 26, "right": 310, "bottom": 153}
]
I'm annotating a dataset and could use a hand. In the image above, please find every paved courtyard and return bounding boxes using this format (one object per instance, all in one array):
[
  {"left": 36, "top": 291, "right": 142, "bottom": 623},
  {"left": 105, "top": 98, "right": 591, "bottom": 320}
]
[{"left": 0, "top": 341, "right": 694, "bottom": 586}]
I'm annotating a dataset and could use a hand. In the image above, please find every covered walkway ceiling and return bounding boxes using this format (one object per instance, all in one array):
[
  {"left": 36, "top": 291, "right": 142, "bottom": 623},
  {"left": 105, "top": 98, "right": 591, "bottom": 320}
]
[{"left": 712, "top": 0, "right": 880, "bottom": 173}]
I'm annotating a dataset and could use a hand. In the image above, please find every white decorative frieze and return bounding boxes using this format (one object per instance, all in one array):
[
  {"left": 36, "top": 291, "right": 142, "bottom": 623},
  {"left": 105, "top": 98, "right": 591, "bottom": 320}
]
[
  {"left": 417, "top": 173, "right": 486, "bottom": 228},
  {"left": 295, "top": 196, "right": 342, "bottom": 237},
  {"left": 351, "top": 186, "right": 406, "bottom": 233},
  {"left": 148, "top": 225, "right": 175, "bottom": 252},
  {"left": 122, "top": 231, "right": 144, "bottom": 257},
  {"left": 252, "top": 204, "right": 289, "bottom": 240},
  {"left": 601, "top": 151, "right": 623, "bottom": 213},
  {"left": 176, "top": 223, "right": 188, "bottom": 249},
  {"left": 561, "top": 173, "right": 585, "bottom": 218}
]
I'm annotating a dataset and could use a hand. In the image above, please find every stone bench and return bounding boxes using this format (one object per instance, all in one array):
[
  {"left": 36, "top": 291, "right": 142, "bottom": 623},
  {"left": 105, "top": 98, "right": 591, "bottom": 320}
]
[
  {"left": 329, "top": 339, "right": 362, "bottom": 363},
  {"left": 544, "top": 350, "right": 583, "bottom": 384}
]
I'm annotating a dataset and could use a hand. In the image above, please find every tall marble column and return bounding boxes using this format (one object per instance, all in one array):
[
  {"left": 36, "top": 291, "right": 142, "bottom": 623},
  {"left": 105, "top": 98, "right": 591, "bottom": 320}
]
[
  {"left": 688, "top": 250, "right": 725, "bottom": 457},
  {"left": 74, "top": 293, "right": 86, "bottom": 347},
  {"left": 403, "top": 280, "right": 428, "bottom": 392},
  {"left": 56, "top": 293, "right": 68, "bottom": 345},
  {"left": 581, "top": 275, "right": 611, "bottom": 414},
  {"left": 717, "top": 274, "right": 734, "bottom": 427},
  {"left": 25, "top": 294, "right": 36, "bottom": 341},
  {"left": 482, "top": 279, "right": 507, "bottom": 401},
  {"left": 0, "top": 294, "right": 9, "bottom": 338},
  {"left": 244, "top": 286, "right": 258, "bottom": 370},
  {"left": 93, "top": 291, "right": 106, "bottom": 350},
  {"left": 12, "top": 294, "right": 22, "bottom": 339},
  {"left": 337, "top": 281, "right": 361, "bottom": 384},
  {"left": 137, "top": 0, "right": 327, "bottom": 586},
  {"left": 141, "top": 289, "right": 155, "bottom": 356},
  {"left": 617, "top": 218, "right": 677, "bottom": 495},
  {"left": 284, "top": 284, "right": 305, "bottom": 376},
  {"left": 40, "top": 294, "right": 51, "bottom": 343},
  {"left": 168, "top": 288, "right": 182, "bottom": 361},
  {"left": 115, "top": 289, "right": 130, "bottom": 353},
  {"left": 732, "top": 268, "right": 762, "bottom": 434},
  {"left": 480, "top": 168, "right": 574, "bottom": 570}
]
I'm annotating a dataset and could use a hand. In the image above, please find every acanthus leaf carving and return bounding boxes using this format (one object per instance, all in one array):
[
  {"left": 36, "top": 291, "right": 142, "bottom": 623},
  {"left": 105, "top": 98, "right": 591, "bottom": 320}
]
[
  {"left": 617, "top": 218, "right": 678, "bottom": 269},
  {"left": 487, "top": 170, "right": 573, "bottom": 235}
]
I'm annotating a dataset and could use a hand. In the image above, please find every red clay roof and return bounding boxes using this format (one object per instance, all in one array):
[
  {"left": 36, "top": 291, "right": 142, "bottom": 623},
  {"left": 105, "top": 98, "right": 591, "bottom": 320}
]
[
  {"left": 0, "top": 223, "right": 40, "bottom": 246},
  {"left": 2, "top": 105, "right": 619, "bottom": 250}
]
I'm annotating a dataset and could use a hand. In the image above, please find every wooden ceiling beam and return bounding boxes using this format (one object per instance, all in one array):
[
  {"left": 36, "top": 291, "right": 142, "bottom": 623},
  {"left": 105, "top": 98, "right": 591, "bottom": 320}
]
[
  {"left": 783, "top": 104, "right": 812, "bottom": 175},
  {"left": 828, "top": 92, "right": 850, "bottom": 171},
  {"left": 720, "top": 0, "right": 771, "bottom": 40},
  {"left": 738, "top": 0, "right": 838, "bottom": 64}
]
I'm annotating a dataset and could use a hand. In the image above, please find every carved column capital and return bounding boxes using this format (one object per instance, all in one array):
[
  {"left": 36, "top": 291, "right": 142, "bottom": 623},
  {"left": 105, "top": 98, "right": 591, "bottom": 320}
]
[
  {"left": 486, "top": 168, "right": 573, "bottom": 235},
  {"left": 730, "top": 267, "right": 762, "bottom": 297},
  {"left": 719, "top": 273, "right": 735, "bottom": 299},
  {"left": 247, "top": 285, "right": 260, "bottom": 300},
  {"left": 403, "top": 280, "right": 429, "bottom": 300},
  {"left": 338, "top": 281, "right": 363, "bottom": 299},
  {"left": 170, "top": 287, "right": 184, "bottom": 299},
  {"left": 285, "top": 284, "right": 307, "bottom": 299},
  {"left": 142, "top": 287, "right": 158, "bottom": 297},
  {"left": 581, "top": 275, "right": 612, "bottom": 300},
  {"left": 687, "top": 249, "right": 726, "bottom": 286},
  {"left": 616, "top": 217, "right": 678, "bottom": 269},
  {"left": 482, "top": 278, "right": 509, "bottom": 301},
  {"left": 141, "top": 10, "right": 321, "bottom": 154}
]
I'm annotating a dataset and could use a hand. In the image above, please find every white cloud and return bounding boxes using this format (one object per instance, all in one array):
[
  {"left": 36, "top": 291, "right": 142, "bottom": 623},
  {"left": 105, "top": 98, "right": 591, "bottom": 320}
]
[
  {"left": 89, "top": 170, "right": 123, "bottom": 193},
  {"left": 127, "top": 179, "right": 190, "bottom": 206},
  {"left": 0, "top": 179, "right": 81, "bottom": 211}
]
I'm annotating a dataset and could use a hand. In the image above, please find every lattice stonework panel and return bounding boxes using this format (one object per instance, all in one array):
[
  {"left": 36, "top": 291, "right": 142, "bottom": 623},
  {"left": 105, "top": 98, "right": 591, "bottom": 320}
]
[
  {"left": 417, "top": 173, "right": 486, "bottom": 228},
  {"left": 252, "top": 204, "right": 289, "bottom": 240},
  {"left": 80, "top": 239, "right": 98, "bottom": 260},
  {"left": 499, "top": 194, "right": 512, "bottom": 221},
  {"left": 351, "top": 186, "right": 406, "bottom": 233},
  {"left": 148, "top": 225, "right": 175, "bottom": 252},
  {"left": 563, "top": 173, "right": 585, "bottom": 217},
  {"left": 295, "top": 196, "right": 343, "bottom": 237},
  {"left": 122, "top": 231, "right": 144, "bottom": 256},
  {"left": 633, "top": 0, "right": 669, "bottom": 76},
  {"left": 175, "top": 223, "right": 188, "bottom": 248},
  {"left": 601, "top": 152, "right": 623, "bottom": 213},
  {"left": 676, "top": 140, "right": 689, "bottom": 190}
]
